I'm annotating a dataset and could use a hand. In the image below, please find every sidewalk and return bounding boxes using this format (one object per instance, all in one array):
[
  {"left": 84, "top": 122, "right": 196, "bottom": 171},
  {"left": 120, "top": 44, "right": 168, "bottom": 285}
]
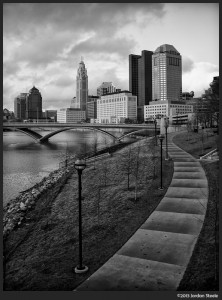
[{"left": 75, "top": 132, "right": 209, "bottom": 291}]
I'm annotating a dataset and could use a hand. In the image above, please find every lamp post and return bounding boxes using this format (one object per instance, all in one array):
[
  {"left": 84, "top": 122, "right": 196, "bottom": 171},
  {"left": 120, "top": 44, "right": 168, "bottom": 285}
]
[
  {"left": 164, "top": 117, "right": 169, "bottom": 160},
  {"left": 153, "top": 117, "right": 157, "bottom": 146},
  {"left": 74, "top": 158, "right": 88, "bottom": 274},
  {"left": 158, "top": 135, "right": 164, "bottom": 190}
]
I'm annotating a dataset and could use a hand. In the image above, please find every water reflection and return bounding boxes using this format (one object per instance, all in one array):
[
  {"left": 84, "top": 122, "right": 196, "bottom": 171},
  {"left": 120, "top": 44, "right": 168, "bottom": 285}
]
[{"left": 3, "top": 129, "right": 123, "bottom": 206}]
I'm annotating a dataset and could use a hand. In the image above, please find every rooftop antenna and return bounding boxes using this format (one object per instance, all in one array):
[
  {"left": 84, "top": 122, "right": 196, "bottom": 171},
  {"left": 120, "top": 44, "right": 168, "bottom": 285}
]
[
  {"left": 32, "top": 72, "right": 37, "bottom": 88},
  {"left": 32, "top": 72, "right": 35, "bottom": 88}
]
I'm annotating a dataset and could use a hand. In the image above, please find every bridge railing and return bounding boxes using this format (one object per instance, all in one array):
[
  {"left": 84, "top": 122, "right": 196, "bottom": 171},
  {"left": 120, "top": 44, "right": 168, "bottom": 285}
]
[{"left": 3, "top": 122, "right": 159, "bottom": 129}]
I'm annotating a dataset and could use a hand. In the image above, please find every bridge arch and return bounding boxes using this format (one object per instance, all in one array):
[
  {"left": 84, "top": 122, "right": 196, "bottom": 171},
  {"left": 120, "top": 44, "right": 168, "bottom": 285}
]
[
  {"left": 117, "top": 128, "right": 158, "bottom": 141},
  {"left": 39, "top": 126, "right": 117, "bottom": 142},
  {"left": 4, "top": 125, "right": 159, "bottom": 143},
  {"left": 4, "top": 126, "right": 120, "bottom": 143},
  {"left": 6, "top": 127, "right": 42, "bottom": 141}
]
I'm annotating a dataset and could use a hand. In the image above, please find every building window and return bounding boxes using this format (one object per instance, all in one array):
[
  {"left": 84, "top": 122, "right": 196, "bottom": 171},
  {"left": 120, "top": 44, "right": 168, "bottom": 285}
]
[{"left": 154, "top": 57, "right": 157, "bottom": 66}]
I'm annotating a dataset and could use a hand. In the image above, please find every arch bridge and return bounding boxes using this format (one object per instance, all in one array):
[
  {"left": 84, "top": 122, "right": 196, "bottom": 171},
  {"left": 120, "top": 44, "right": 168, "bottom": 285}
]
[{"left": 3, "top": 122, "right": 159, "bottom": 143}]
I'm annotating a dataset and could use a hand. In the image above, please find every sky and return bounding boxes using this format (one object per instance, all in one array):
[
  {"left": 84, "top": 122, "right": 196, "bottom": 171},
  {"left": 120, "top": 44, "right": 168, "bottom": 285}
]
[{"left": 3, "top": 3, "right": 219, "bottom": 111}]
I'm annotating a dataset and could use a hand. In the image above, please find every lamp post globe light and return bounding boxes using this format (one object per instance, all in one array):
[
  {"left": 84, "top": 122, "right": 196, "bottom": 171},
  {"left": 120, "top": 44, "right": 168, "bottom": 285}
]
[
  {"left": 158, "top": 134, "right": 165, "bottom": 190},
  {"left": 164, "top": 117, "right": 169, "bottom": 160},
  {"left": 74, "top": 158, "right": 88, "bottom": 274}
]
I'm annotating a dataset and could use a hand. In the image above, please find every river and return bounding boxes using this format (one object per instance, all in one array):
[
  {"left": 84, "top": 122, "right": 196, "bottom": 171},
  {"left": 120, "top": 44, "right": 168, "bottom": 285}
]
[{"left": 3, "top": 128, "right": 132, "bottom": 207}]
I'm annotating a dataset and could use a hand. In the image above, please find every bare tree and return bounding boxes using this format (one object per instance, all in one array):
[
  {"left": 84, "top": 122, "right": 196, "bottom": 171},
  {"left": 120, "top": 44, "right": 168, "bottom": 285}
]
[
  {"left": 131, "top": 142, "right": 142, "bottom": 201},
  {"left": 199, "top": 128, "right": 206, "bottom": 156},
  {"left": 96, "top": 185, "right": 102, "bottom": 226},
  {"left": 118, "top": 144, "right": 134, "bottom": 190},
  {"left": 58, "top": 142, "right": 72, "bottom": 169},
  {"left": 148, "top": 137, "right": 159, "bottom": 180},
  {"left": 99, "top": 135, "right": 110, "bottom": 187},
  {"left": 175, "top": 112, "right": 180, "bottom": 131},
  {"left": 186, "top": 119, "right": 193, "bottom": 142},
  {"left": 91, "top": 130, "right": 99, "bottom": 170}
]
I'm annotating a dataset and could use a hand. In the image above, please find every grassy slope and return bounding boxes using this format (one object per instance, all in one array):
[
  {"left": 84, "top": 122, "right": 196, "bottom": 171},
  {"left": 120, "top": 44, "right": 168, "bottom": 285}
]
[
  {"left": 173, "top": 130, "right": 219, "bottom": 291},
  {"left": 4, "top": 138, "right": 173, "bottom": 291},
  {"left": 172, "top": 129, "right": 218, "bottom": 159}
]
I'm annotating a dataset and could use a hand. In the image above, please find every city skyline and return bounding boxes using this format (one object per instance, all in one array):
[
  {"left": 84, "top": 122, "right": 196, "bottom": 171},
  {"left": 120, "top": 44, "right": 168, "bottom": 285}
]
[{"left": 3, "top": 3, "right": 219, "bottom": 111}]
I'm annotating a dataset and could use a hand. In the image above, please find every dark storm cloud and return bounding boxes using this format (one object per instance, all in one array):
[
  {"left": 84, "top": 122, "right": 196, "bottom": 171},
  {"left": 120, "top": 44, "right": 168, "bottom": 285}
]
[
  {"left": 3, "top": 3, "right": 165, "bottom": 70},
  {"left": 182, "top": 56, "right": 195, "bottom": 73},
  {"left": 3, "top": 3, "right": 165, "bottom": 37},
  {"left": 3, "top": 3, "right": 166, "bottom": 110}
]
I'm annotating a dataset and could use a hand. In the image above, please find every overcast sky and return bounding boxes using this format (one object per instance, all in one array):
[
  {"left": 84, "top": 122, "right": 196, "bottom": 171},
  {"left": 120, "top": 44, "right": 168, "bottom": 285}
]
[{"left": 3, "top": 3, "right": 219, "bottom": 111}]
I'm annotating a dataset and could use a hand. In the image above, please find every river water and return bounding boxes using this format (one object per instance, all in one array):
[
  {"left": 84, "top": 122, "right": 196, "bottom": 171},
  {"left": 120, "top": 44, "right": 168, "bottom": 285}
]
[{"left": 3, "top": 128, "right": 131, "bottom": 207}]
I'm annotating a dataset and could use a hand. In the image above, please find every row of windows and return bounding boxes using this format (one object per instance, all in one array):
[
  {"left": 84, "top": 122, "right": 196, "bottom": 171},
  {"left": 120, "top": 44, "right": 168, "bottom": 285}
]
[
  {"left": 99, "top": 103, "right": 127, "bottom": 106},
  {"left": 153, "top": 58, "right": 180, "bottom": 67},
  {"left": 99, "top": 98, "right": 127, "bottom": 103},
  {"left": 153, "top": 58, "right": 158, "bottom": 66},
  {"left": 147, "top": 109, "right": 167, "bottom": 111},
  {"left": 98, "top": 109, "right": 126, "bottom": 112},
  {"left": 145, "top": 105, "right": 192, "bottom": 110},
  {"left": 168, "top": 57, "right": 180, "bottom": 66},
  {"left": 146, "top": 108, "right": 192, "bottom": 111}
]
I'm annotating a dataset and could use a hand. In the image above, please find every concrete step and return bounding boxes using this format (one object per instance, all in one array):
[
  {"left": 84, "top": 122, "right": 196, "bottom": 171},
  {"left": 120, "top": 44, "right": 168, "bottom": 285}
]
[
  {"left": 170, "top": 179, "right": 208, "bottom": 188},
  {"left": 174, "top": 167, "right": 204, "bottom": 173},
  {"left": 141, "top": 211, "right": 204, "bottom": 235},
  {"left": 165, "top": 186, "right": 208, "bottom": 199},
  {"left": 76, "top": 254, "right": 186, "bottom": 291},
  {"left": 174, "top": 162, "right": 200, "bottom": 167},
  {"left": 117, "top": 229, "right": 197, "bottom": 267},
  {"left": 156, "top": 197, "right": 207, "bottom": 215},
  {"left": 173, "top": 172, "right": 206, "bottom": 179}
]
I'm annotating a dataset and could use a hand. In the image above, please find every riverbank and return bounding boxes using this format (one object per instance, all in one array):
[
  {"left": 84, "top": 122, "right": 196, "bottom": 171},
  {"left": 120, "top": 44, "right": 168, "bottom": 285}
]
[
  {"left": 3, "top": 140, "right": 133, "bottom": 240},
  {"left": 3, "top": 137, "right": 174, "bottom": 290}
]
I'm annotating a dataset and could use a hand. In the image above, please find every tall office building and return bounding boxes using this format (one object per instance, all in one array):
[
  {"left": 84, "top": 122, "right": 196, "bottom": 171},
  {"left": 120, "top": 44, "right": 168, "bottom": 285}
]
[
  {"left": 129, "top": 54, "right": 140, "bottom": 98},
  {"left": 129, "top": 50, "right": 153, "bottom": 121},
  {"left": 76, "top": 59, "right": 88, "bottom": 111},
  {"left": 14, "top": 93, "right": 27, "bottom": 120},
  {"left": 87, "top": 95, "right": 99, "bottom": 120},
  {"left": 26, "top": 86, "right": 42, "bottom": 119},
  {"left": 97, "top": 82, "right": 118, "bottom": 97},
  {"left": 152, "top": 44, "right": 182, "bottom": 102}
]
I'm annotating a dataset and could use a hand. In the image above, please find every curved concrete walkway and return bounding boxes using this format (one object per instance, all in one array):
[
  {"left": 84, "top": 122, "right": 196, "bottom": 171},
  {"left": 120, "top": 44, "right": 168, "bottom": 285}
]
[{"left": 75, "top": 132, "right": 209, "bottom": 291}]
